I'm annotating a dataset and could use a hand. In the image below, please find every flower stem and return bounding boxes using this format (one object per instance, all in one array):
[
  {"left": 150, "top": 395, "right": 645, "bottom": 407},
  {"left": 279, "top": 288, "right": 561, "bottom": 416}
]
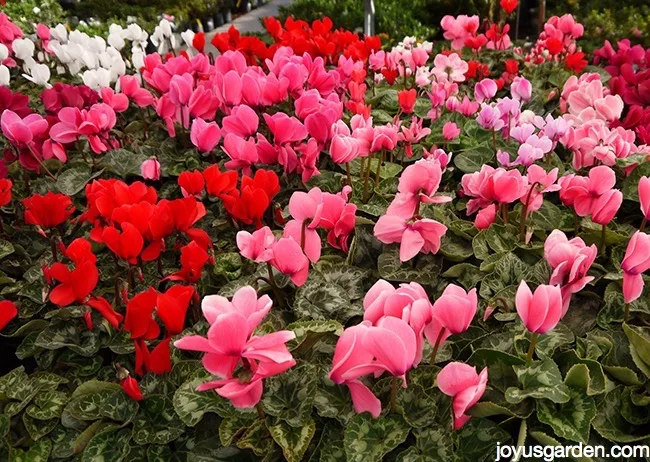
[
  {"left": 495, "top": 296, "right": 510, "bottom": 313},
  {"left": 501, "top": 203, "right": 509, "bottom": 224},
  {"left": 430, "top": 328, "right": 446, "bottom": 365},
  {"left": 573, "top": 209, "right": 579, "bottom": 234},
  {"left": 624, "top": 303, "right": 630, "bottom": 323},
  {"left": 374, "top": 150, "right": 384, "bottom": 189},
  {"left": 362, "top": 154, "right": 373, "bottom": 202},
  {"left": 256, "top": 402, "right": 265, "bottom": 421},
  {"left": 390, "top": 376, "right": 399, "bottom": 413},
  {"left": 641, "top": 217, "right": 647, "bottom": 233},
  {"left": 345, "top": 162, "right": 352, "bottom": 187},
  {"left": 526, "top": 333, "right": 539, "bottom": 363},
  {"left": 599, "top": 224, "right": 607, "bottom": 254},
  {"left": 492, "top": 129, "right": 497, "bottom": 154},
  {"left": 300, "top": 220, "right": 307, "bottom": 252},
  {"left": 519, "top": 203, "right": 529, "bottom": 242},
  {"left": 50, "top": 236, "right": 58, "bottom": 262}
]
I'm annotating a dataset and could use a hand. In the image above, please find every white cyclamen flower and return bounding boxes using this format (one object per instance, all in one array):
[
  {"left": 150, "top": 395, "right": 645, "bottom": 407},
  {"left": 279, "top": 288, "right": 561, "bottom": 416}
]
[
  {"left": 12, "top": 38, "right": 35, "bottom": 61},
  {"left": 23, "top": 63, "right": 51, "bottom": 87}
]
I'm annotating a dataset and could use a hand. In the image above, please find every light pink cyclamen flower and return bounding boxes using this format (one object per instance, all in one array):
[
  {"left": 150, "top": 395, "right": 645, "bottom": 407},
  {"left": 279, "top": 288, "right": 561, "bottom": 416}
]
[
  {"left": 174, "top": 286, "right": 295, "bottom": 408},
  {"left": 386, "top": 157, "right": 451, "bottom": 218},
  {"left": 140, "top": 158, "right": 161, "bottom": 181},
  {"left": 437, "top": 362, "right": 488, "bottom": 429},
  {"left": 544, "top": 230, "right": 597, "bottom": 314},
  {"left": 0, "top": 110, "right": 49, "bottom": 148},
  {"left": 269, "top": 237, "right": 310, "bottom": 286},
  {"left": 432, "top": 53, "right": 468, "bottom": 83},
  {"left": 621, "top": 231, "right": 650, "bottom": 304},
  {"left": 374, "top": 215, "right": 447, "bottom": 262},
  {"left": 511, "top": 76, "right": 532, "bottom": 101},
  {"left": 237, "top": 226, "right": 276, "bottom": 263}
]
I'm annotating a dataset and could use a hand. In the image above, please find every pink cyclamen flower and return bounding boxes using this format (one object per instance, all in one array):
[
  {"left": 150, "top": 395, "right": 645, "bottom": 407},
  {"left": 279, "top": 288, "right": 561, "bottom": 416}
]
[
  {"left": 237, "top": 226, "right": 276, "bottom": 263},
  {"left": 363, "top": 279, "right": 432, "bottom": 365},
  {"left": 330, "top": 135, "right": 360, "bottom": 164},
  {"left": 1, "top": 110, "right": 49, "bottom": 148},
  {"left": 140, "top": 158, "right": 161, "bottom": 181},
  {"left": 270, "top": 237, "right": 310, "bottom": 286},
  {"left": 476, "top": 105, "right": 504, "bottom": 131},
  {"left": 221, "top": 104, "right": 259, "bottom": 138},
  {"left": 474, "top": 204, "right": 497, "bottom": 230},
  {"left": 201, "top": 286, "right": 272, "bottom": 337},
  {"left": 544, "top": 230, "right": 597, "bottom": 314},
  {"left": 621, "top": 231, "right": 650, "bottom": 304},
  {"left": 374, "top": 215, "right": 447, "bottom": 262},
  {"left": 223, "top": 134, "right": 259, "bottom": 174},
  {"left": 386, "top": 157, "right": 451, "bottom": 218},
  {"left": 515, "top": 281, "right": 563, "bottom": 334},
  {"left": 474, "top": 79, "right": 498, "bottom": 103},
  {"left": 425, "top": 284, "right": 477, "bottom": 352},
  {"left": 442, "top": 121, "right": 461, "bottom": 140},
  {"left": 174, "top": 286, "right": 295, "bottom": 408},
  {"left": 638, "top": 177, "right": 650, "bottom": 221},
  {"left": 437, "top": 362, "right": 488, "bottom": 429},
  {"left": 591, "top": 189, "right": 623, "bottom": 225},
  {"left": 511, "top": 76, "right": 532, "bottom": 101},
  {"left": 190, "top": 118, "right": 221, "bottom": 153},
  {"left": 432, "top": 53, "right": 468, "bottom": 82},
  {"left": 329, "top": 317, "right": 417, "bottom": 418}
]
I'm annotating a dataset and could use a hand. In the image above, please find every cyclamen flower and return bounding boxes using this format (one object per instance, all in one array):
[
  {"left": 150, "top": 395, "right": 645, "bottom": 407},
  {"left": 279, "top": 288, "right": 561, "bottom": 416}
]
[
  {"left": 329, "top": 317, "right": 417, "bottom": 418},
  {"left": 544, "top": 230, "right": 597, "bottom": 314},
  {"left": 431, "top": 53, "right": 468, "bottom": 83},
  {"left": 174, "top": 286, "right": 295, "bottom": 408},
  {"left": 363, "top": 280, "right": 432, "bottom": 365},
  {"left": 437, "top": 362, "right": 488, "bottom": 429},
  {"left": 621, "top": 232, "right": 650, "bottom": 305},
  {"left": 386, "top": 157, "right": 451, "bottom": 218},
  {"left": 516, "top": 281, "right": 563, "bottom": 334},
  {"left": 374, "top": 215, "right": 447, "bottom": 262}
]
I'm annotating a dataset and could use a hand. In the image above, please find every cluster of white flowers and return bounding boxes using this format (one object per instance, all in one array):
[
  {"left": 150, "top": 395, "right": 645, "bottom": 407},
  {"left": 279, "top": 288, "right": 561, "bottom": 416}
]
[{"left": 0, "top": 17, "right": 185, "bottom": 90}]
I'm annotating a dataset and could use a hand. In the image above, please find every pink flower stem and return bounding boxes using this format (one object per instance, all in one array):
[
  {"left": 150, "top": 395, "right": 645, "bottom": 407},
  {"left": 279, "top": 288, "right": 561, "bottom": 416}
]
[
  {"left": 500, "top": 203, "right": 509, "bottom": 224},
  {"left": 430, "top": 328, "right": 446, "bottom": 365},
  {"left": 345, "top": 162, "right": 352, "bottom": 187},
  {"left": 526, "top": 332, "right": 539, "bottom": 363},
  {"left": 492, "top": 129, "right": 497, "bottom": 154},
  {"left": 390, "top": 376, "right": 399, "bottom": 413},
  {"left": 573, "top": 210, "right": 579, "bottom": 234},
  {"left": 640, "top": 218, "right": 647, "bottom": 233}
]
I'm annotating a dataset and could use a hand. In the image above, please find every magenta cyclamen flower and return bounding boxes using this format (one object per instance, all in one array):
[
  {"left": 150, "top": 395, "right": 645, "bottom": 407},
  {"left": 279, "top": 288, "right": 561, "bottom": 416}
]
[{"left": 174, "top": 286, "right": 295, "bottom": 408}]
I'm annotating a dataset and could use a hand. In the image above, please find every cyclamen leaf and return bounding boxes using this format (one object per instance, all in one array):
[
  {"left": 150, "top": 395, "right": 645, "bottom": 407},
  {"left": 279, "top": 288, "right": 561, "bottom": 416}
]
[
  {"left": 505, "top": 359, "right": 571, "bottom": 404},
  {"left": 344, "top": 414, "right": 411, "bottom": 462},
  {"left": 269, "top": 419, "right": 316, "bottom": 462}
]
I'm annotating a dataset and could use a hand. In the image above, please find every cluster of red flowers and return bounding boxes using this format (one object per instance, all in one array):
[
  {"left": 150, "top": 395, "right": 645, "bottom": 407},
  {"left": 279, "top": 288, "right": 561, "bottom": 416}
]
[
  {"left": 124, "top": 285, "right": 194, "bottom": 375},
  {"left": 594, "top": 40, "right": 650, "bottom": 144},
  {"left": 178, "top": 166, "right": 280, "bottom": 228},
  {"left": 210, "top": 17, "right": 380, "bottom": 67}
]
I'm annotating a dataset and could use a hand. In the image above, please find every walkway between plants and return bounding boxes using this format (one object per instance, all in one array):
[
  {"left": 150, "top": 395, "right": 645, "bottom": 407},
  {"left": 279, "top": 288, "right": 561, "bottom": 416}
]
[{"left": 209, "top": 0, "right": 293, "bottom": 35}]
